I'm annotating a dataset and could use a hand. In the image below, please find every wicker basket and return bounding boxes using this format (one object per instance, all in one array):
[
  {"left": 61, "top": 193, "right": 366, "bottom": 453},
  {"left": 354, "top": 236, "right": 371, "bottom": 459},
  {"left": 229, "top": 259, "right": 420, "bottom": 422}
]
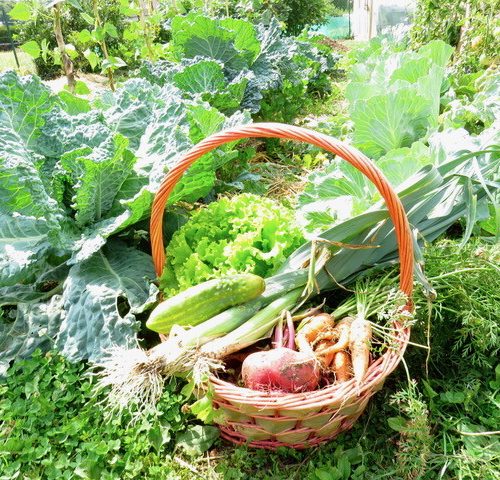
[{"left": 149, "top": 123, "right": 414, "bottom": 450}]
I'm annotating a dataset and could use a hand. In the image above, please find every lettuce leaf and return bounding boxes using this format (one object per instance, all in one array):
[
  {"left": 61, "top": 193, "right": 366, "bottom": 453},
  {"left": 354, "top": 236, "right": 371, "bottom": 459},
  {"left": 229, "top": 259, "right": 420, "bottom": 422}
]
[{"left": 160, "top": 194, "right": 304, "bottom": 295}]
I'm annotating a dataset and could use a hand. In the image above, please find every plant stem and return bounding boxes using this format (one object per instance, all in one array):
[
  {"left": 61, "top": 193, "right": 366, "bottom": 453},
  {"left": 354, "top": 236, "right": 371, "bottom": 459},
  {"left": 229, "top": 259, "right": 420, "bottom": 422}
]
[
  {"left": 138, "top": 0, "right": 155, "bottom": 60},
  {"left": 455, "top": 430, "right": 500, "bottom": 436},
  {"left": 429, "top": 267, "right": 488, "bottom": 280},
  {"left": 93, "top": 0, "right": 115, "bottom": 91},
  {"left": 53, "top": 4, "right": 75, "bottom": 93}
]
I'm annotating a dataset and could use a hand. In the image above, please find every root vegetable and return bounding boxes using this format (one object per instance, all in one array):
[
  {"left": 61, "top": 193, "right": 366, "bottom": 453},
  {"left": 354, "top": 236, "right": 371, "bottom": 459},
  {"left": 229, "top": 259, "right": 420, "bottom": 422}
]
[
  {"left": 242, "top": 304, "right": 320, "bottom": 393},
  {"left": 349, "top": 316, "right": 372, "bottom": 386},
  {"left": 314, "top": 316, "right": 354, "bottom": 356},
  {"left": 332, "top": 351, "right": 352, "bottom": 382},
  {"left": 296, "top": 313, "right": 335, "bottom": 355},
  {"left": 314, "top": 338, "right": 336, "bottom": 368},
  {"left": 241, "top": 347, "right": 320, "bottom": 393}
]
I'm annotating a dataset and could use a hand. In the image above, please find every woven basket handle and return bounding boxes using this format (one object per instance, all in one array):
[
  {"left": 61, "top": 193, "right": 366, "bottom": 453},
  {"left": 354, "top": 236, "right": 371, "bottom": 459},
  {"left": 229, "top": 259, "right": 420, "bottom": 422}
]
[{"left": 150, "top": 123, "right": 414, "bottom": 300}]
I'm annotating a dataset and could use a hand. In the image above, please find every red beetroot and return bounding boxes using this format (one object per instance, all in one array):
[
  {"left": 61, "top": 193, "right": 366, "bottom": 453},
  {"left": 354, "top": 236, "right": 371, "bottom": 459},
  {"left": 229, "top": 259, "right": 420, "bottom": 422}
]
[{"left": 241, "top": 347, "right": 320, "bottom": 393}]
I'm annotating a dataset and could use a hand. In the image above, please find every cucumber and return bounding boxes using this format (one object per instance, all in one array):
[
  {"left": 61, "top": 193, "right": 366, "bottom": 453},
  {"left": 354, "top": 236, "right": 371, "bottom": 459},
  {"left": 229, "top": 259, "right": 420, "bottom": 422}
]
[{"left": 146, "top": 274, "right": 266, "bottom": 334}]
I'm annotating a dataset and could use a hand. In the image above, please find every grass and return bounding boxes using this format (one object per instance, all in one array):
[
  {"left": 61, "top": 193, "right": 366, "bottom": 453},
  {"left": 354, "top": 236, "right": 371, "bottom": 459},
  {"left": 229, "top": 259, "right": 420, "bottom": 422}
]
[{"left": 0, "top": 49, "right": 36, "bottom": 75}]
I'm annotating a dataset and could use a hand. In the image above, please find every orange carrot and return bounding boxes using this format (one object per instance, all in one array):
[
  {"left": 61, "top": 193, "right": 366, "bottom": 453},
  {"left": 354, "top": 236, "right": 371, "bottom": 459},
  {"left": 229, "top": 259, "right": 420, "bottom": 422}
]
[
  {"left": 333, "top": 351, "right": 352, "bottom": 382},
  {"left": 314, "top": 338, "right": 336, "bottom": 368},
  {"left": 296, "top": 313, "right": 335, "bottom": 355},
  {"left": 314, "top": 316, "right": 354, "bottom": 356}
]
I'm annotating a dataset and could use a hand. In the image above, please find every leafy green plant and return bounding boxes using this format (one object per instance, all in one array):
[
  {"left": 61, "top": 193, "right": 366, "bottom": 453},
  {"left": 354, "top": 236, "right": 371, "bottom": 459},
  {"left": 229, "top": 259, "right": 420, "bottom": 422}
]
[
  {"left": 118, "top": 0, "right": 169, "bottom": 64},
  {"left": 299, "top": 106, "right": 498, "bottom": 235},
  {"left": 346, "top": 39, "right": 454, "bottom": 159},
  {"left": 0, "top": 70, "right": 249, "bottom": 371},
  {"left": 410, "top": 240, "right": 500, "bottom": 480},
  {"left": 411, "top": 0, "right": 500, "bottom": 73},
  {"left": 160, "top": 193, "right": 304, "bottom": 295},
  {"left": 442, "top": 67, "right": 500, "bottom": 134},
  {"left": 10, "top": 0, "right": 78, "bottom": 90},
  {"left": 0, "top": 350, "right": 218, "bottom": 479},
  {"left": 164, "top": 0, "right": 334, "bottom": 36},
  {"left": 389, "top": 381, "right": 433, "bottom": 479},
  {"left": 296, "top": 141, "right": 431, "bottom": 234},
  {"left": 77, "top": 0, "right": 125, "bottom": 90},
  {"left": 417, "top": 241, "right": 500, "bottom": 369},
  {"left": 140, "top": 14, "right": 337, "bottom": 119},
  {"left": 11, "top": 0, "right": 127, "bottom": 80},
  {"left": 247, "top": 0, "right": 334, "bottom": 36}
]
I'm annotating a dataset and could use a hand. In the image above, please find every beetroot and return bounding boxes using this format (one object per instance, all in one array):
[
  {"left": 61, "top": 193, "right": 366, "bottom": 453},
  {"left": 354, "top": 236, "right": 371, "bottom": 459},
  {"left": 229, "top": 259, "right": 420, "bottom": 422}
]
[{"left": 241, "top": 347, "right": 320, "bottom": 393}]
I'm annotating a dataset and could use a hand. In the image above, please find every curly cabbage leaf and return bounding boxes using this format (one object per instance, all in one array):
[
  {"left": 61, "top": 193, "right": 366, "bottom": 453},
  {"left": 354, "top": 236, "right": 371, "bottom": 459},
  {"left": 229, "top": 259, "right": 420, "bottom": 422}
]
[
  {"left": 56, "top": 240, "right": 157, "bottom": 362},
  {"left": 141, "top": 15, "right": 336, "bottom": 115},
  {"left": 0, "top": 70, "right": 249, "bottom": 370},
  {"left": 0, "top": 295, "right": 63, "bottom": 377}
]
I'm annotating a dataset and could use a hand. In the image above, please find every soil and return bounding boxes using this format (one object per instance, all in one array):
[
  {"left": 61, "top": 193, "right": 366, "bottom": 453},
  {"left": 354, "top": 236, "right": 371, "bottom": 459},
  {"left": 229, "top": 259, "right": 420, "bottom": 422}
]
[
  {"left": 317, "top": 37, "right": 351, "bottom": 52},
  {"left": 43, "top": 72, "right": 109, "bottom": 99}
]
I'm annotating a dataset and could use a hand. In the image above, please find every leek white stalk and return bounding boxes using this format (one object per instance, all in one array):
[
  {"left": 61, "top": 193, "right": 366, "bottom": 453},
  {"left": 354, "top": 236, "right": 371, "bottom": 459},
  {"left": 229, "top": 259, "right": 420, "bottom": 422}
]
[{"left": 199, "top": 288, "right": 302, "bottom": 359}]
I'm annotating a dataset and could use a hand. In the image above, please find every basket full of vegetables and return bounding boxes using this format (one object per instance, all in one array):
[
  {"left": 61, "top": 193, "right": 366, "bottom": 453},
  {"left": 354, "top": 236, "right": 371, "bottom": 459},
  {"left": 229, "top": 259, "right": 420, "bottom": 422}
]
[{"left": 99, "top": 123, "right": 414, "bottom": 450}]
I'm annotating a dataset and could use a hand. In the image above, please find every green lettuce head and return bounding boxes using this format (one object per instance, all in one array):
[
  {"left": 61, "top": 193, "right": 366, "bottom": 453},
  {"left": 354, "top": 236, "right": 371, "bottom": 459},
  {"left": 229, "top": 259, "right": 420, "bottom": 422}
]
[{"left": 160, "top": 194, "right": 304, "bottom": 295}]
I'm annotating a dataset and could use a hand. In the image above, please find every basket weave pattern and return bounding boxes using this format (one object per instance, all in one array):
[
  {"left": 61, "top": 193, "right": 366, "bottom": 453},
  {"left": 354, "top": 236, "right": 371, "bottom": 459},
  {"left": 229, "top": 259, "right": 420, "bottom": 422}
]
[{"left": 150, "top": 123, "right": 414, "bottom": 449}]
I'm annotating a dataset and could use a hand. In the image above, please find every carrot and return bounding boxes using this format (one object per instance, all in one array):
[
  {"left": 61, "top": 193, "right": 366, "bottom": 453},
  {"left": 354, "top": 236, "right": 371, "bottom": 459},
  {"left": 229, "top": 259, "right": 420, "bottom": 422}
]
[
  {"left": 314, "top": 338, "right": 336, "bottom": 368},
  {"left": 314, "top": 316, "right": 354, "bottom": 356},
  {"left": 332, "top": 351, "right": 352, "bottom": 382},
  {"left": 296, "top": 313, "right": 335, "bottom": 355},
  {"left": 349, "top": 316, "right": 372, "bottom": 386}
]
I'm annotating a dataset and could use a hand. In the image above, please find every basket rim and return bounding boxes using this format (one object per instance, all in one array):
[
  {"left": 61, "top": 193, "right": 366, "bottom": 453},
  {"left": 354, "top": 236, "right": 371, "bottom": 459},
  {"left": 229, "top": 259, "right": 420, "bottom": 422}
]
[{"left": 208, "top": 327, "right": 409, "bottom": 408}]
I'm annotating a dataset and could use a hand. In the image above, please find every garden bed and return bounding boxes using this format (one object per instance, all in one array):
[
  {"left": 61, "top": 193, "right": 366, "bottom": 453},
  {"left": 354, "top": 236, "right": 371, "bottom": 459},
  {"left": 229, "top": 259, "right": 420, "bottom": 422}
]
[{"left": 1, "top": 2, "right": 499, "bottom": 478}]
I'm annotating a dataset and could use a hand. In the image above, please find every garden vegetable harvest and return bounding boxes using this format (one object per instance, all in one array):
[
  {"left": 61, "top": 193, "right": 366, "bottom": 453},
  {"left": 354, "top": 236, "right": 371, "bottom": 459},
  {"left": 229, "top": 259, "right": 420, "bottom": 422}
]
[{"left": 96, "top": 279, "right": 307, "bottom": 410}]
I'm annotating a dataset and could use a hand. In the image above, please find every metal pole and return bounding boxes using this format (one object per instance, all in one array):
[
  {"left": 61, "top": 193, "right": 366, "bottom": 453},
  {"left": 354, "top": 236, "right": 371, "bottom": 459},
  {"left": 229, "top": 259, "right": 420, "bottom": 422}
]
[{"left": 0, "top": 6, "right": 20, "bottom": 69}]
